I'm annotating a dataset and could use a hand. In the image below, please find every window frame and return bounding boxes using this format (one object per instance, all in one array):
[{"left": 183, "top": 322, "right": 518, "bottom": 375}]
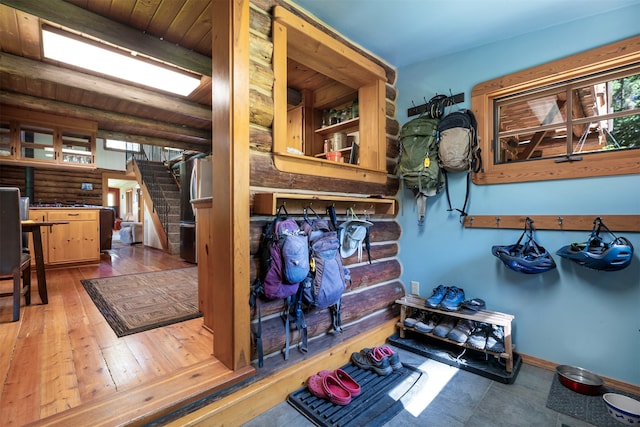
[
  {"left": 271, "top": 6, "right": 388, "bottom": 184},
  {"left": 471, "top": 35, "right": 640, "bottom": 185}
]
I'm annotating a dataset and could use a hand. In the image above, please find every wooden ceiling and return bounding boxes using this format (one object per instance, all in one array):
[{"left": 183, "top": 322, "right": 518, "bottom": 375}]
[{"left": 0, "top": 0, "right": 214, "bottom": 152}]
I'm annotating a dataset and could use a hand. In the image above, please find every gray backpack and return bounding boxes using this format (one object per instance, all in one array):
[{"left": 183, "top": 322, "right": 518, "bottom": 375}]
[{"left": 437, "top": 109, "right": 482, "bottom": 221}]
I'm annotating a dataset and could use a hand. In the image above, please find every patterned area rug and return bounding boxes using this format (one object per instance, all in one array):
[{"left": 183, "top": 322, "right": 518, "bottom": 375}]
[{"left": 81, "top": 267, "right": 201, "bottom": 337}]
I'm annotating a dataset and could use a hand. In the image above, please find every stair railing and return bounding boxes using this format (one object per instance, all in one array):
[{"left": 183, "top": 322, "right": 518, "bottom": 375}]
[{"left": 127, "top": 147, "right": 170, "bottom": 249}]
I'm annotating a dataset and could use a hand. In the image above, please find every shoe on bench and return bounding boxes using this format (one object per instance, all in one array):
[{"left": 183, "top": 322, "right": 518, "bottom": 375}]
[
  {"left": 439, "top": 286, "right": 465, "bottom": 311},
  {"left": 425, "top": 284, "right": 449, "bottom": 308}
]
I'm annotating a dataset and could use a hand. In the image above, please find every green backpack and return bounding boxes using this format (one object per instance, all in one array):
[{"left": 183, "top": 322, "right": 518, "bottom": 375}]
[{"left": 398, "top": 115, "right": 443, "bottom": 225}]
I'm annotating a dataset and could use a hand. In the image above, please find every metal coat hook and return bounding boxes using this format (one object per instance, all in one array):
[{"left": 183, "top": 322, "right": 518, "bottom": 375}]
[
  {"left": 468, "top": 216, "right": 474, "bottom": 225},
  {"left": 496, "top": 216, "right": 501, "bottom": 227},
  {"left": 557, "top": 216, "right": 564, "bottom": 226}
]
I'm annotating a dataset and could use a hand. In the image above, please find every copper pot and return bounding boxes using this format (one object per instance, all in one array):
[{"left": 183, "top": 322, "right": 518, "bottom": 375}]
[{"left": 556, "top": 365, "right": 604, "bottom": 395}]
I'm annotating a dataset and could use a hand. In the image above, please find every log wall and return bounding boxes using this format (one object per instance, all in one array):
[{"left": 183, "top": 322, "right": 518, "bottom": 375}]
[
  {"left": 0, "top": 164, "right": 103, "bottom": 205},
  {"left": 248, "top": 0, "right": 404, "bottom": 364}
]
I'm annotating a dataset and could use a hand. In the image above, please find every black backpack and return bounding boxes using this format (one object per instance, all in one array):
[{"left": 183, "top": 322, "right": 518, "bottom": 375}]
[{"left": 436, "top": 109, "right": 482, "bottom": 221}]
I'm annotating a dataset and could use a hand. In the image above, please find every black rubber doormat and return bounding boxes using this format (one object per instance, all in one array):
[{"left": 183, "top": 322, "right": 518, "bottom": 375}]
[
  {"left": 387, "top": 332, "right": 521, "bottom": 384},
  {"left": 287, "top": 362, "right": 422, "bottom": 427},
  {"left": 545, "top": 374, "right": 640, "bottom": 427}
]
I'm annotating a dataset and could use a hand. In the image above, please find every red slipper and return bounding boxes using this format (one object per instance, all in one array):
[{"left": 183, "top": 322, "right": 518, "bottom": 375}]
[
  {"left": 322, "top": 373, "right": 351, "bottom": 405},
  {"left": 320, "top": 369, "right": 361, "bottom": 397},
  {"left": 307, "top": 374, "right": 329, "bottom": 400}
]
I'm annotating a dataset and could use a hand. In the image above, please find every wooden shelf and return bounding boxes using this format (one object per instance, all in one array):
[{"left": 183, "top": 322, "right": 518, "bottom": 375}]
[
  {"left": 396, "top": 295, "right": 516, "bottom": 372},
  {"left": 253, "top": 192, "right": 395, "bottom": 216},
  {"left": 314, "top": 117, "right": 359, "bottom": 136},
  {"left": 463, "top": 214, "right": 640, "bottom": 232},
  {"left": 313, "top": 146, "right": 352, "bottom": 158}
]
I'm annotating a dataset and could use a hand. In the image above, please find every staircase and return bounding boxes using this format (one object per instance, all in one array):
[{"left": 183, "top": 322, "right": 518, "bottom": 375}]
[{"left": 133, "top": 159, "right": 181, "bottom": 254}]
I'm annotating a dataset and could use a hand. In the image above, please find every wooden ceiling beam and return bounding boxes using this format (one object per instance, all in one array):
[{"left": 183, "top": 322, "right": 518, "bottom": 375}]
[
  {"left": 96, "top": 130, "right": 208, "bottom": 153},
  {"left": 0, "top": 0, "right": 211, "bottom": 76},
  {"left": 0, "top": 52, "right": 212, "bottom": 122},
  {"left": 0, "top": 91, "right": 211, "bottom": 147}
]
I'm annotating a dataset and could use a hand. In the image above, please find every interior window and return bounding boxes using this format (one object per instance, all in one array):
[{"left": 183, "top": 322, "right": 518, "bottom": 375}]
[
  {"left": 495, "top": 67, "right": 640, "bottom": 164},
  {"left": 471, "top": 35, "right": 640, "bottom": 184},
  {"left": 272, "top": 6, "right": 388, "bottom": 184}
]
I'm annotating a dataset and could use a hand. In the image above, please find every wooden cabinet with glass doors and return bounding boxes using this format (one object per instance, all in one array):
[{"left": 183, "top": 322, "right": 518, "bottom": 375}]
[{"left": 0, "top": 105, "right": 97, "bottom": 169}]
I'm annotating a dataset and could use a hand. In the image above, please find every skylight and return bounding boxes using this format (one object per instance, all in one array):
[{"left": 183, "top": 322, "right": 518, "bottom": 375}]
[{"left": 42, "top": 29, "right": 201, "bottom": 96}]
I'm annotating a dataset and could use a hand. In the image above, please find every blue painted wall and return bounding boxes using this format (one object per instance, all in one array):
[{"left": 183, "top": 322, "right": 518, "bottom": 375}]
[{"left": 395, "top": 6, "right": 640, "bottom": 385}]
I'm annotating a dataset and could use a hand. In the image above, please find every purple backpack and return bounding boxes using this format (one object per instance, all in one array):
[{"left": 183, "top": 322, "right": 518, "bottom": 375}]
[
  {"left": 261, "top": 216, "right": 309, "bottom": 299},
  {"left": 250, "top": 207, "right": 310, "bottom": 366}
]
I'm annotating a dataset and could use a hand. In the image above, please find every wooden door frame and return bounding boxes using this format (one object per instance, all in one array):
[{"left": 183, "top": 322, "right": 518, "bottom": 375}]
[{"left": 210, "top": 0, "right": 251, "bottom": 371}]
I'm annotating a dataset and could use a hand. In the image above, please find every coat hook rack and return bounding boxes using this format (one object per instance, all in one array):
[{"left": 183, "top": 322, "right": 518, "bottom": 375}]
[
  {"left": 407, "top": 92, "right": 465, "bottom": 117},
  {"left": 463, "top": 214, "right": 640, "bottom": 232}
]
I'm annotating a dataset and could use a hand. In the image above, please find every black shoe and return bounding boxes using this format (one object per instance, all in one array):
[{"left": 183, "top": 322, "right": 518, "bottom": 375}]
[
  {"left": 415, "top": 313, "right": 439, "bottom": 333},
  {"left": 447, "top": 319, "right": 475, "bottom": 343},
  {"left": 404, "top": 310, "right": 425, "bottom": 328},
  {"left": 486, "top": 325, "right": 505, "bottom": 353},
  {"left": 460, "top": 298, "right": 486, "bottom": 313},
  {"left": 433, "top": 316, "right": 456, "bottom": 338},
  {"left": 467, "top": 322, "right": 491, "bottom": 350}
]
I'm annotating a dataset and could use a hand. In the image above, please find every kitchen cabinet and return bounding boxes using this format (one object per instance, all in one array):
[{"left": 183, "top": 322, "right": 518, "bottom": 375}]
[
  {"left": 28, "top": 208, "right": 100, "bottom": 266},
  {"left": 0, "top": 105, "right": 97, "bottom": 169}
]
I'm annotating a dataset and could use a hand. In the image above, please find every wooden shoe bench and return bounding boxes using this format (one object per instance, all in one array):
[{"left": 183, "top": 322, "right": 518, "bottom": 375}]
[{"left": 396, "top": 295, "right": 516, "bottom": 373}]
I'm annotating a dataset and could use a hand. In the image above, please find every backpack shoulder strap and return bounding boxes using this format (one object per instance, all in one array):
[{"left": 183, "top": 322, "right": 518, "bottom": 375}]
[{"left": 249, "top": 277, "right": 265, "bottom": 367}]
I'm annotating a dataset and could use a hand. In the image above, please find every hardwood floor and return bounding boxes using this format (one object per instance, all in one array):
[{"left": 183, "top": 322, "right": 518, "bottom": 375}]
[{"left": 0, "top": 242, "right": 246, "bottom": 426}]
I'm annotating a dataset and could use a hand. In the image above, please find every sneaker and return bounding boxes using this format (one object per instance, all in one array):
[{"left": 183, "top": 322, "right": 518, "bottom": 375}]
[
  {"left": 486, "top": 325, "right": 505, "bottom": 353},
  {"left": 433, "top": 316, "right": 456, "bottom": 338},
  {"left": 415, "top": 313, "right": 439, "bottom": 333},
  {"left": 447, "top": 319, "right": 475, "bottom": 343},
  {"left": 404, "top": 310, "right": 425, "bottom": 328},
  {"left": 351, "top": 348, "right": 392, "bottom": 376},
  {"left": 460, "top": 298, "right": 486, "bottom": 314},
  {"left": 426, "top": 285, "right": 449, "bottom": 308},
  {"left": 378, "top": 345, "right": 402, "bottom": 370},
  {"left": 467, "top": 322, "right": 491, "bottom": 350},
  {"left": 439, "top": 287, "right": 465, "bottom": 311}
]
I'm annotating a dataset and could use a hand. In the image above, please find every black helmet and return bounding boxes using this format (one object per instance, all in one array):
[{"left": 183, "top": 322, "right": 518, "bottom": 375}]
[
  {"left": 492, "top": 218, "right": 556, "bottom": 274},
  {"left": 556, "top": 217, "right": 634, "bottom": 271}
]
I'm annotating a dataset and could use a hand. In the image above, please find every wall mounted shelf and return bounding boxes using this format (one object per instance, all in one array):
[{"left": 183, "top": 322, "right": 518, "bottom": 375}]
[
  {"left": 463, "top": 214, "right": 640, "bottom": 232},
  {"left": 252, "top": 192, "right": 396, "bottom": 216}
]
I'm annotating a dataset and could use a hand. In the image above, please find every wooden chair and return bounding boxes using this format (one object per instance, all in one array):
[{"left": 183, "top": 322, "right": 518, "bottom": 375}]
[{"left": 0, "top": 187, "right": 32, "bottom": 321}]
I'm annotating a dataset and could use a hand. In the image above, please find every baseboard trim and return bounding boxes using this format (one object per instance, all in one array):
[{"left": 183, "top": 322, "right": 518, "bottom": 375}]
[{"left": 520, "top": 353, "right": 640, "bottom": 395}]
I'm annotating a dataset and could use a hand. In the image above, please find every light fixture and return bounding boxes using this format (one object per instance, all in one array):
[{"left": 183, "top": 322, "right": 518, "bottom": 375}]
[{"left": 42, "top": 28, "right": 201, "bottom": 96}]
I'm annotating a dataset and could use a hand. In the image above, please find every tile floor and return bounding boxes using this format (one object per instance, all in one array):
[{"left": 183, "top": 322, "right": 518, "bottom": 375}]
[{"left": 242, "top": 345, "right": 597, "bottom": 427}]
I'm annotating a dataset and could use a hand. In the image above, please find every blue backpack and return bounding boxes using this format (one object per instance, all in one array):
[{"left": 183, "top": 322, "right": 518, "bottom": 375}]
[{"left": 301, "top": 206, "right": 350, "bottom": 334}]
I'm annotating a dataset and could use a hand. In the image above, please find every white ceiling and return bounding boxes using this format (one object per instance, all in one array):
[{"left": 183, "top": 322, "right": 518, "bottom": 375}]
[{"left": 291, "top": 0, "right": 640, "bottom": 68}]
